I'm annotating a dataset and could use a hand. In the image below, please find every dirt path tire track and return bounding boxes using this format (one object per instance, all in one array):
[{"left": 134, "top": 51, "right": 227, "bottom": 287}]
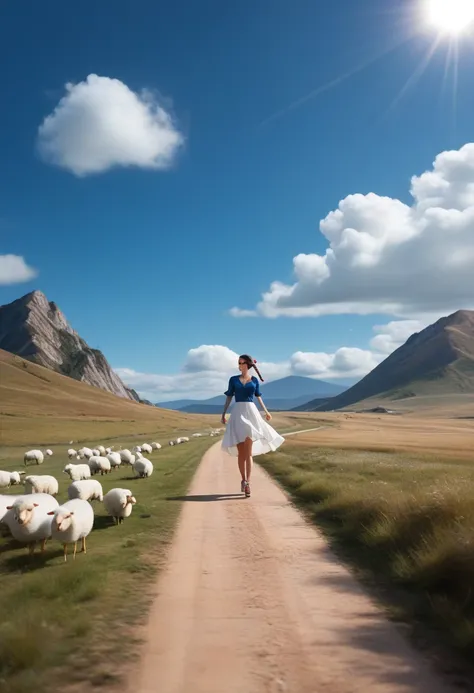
[{"left": 130, "top": 443, "right": 456, "bottom": 693}]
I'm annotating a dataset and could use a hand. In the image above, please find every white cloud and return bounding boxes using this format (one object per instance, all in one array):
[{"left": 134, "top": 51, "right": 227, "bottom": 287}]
[
  {"left": 37, "top": 74, "right": 183, "bottom": 176},
  {"left": 370, "top": 319, "right": 426, "bottom": 354},
  {"left": 115, "top": 342, "right": 384, "bottom": 402},
  {"left": 0, "top": 255, "right": 38, "bottom": 285},
  {"left": 231, "top": 143, "right": 474, "bottom": 319}
]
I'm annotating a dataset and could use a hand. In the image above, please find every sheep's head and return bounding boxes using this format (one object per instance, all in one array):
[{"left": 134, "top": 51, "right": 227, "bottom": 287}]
[
  {"left": 122, "top": 494, "right": 137, "bottom": 508},
  {"left": 7, "top": 500, "right": 39, "bottom": 525},
  {"left": 10, "top": 472, "right": 24, "bottom": 485},
  {"left": 47, "top": 508, "right": 74, "bottom": 532}
]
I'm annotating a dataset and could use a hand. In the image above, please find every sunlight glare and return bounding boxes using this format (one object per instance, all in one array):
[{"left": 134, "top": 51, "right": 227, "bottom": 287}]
[{"left": 425, "top": 0, "right": 474, "bottom": 34}]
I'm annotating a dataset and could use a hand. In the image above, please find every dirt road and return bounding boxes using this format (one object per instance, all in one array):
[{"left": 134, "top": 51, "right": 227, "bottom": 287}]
[{"left": 131, "top": 443, "right": 456, "bottom": 693}]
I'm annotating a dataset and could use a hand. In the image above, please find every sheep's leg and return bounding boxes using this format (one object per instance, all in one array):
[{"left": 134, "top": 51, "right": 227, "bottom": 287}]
[
  {"left": 63, "top": 543, "right": 68, "bottom": 562},
  {"left": 28, "top": 542, "right": 35, "bottom": 557},
  {"left": 73, "top": 542, "right": 77, "bottom": 560},
  {"left": 41, "top": 538, "right": 47, "bottom": 552},
  {"left": 81, "top": 536, "right": 87, "bottom": 554}
]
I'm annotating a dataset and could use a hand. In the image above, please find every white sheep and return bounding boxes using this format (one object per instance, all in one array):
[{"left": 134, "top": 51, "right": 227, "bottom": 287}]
[
  {"left": 0, "top": 470, "right": 25, "bottom": 488},
  {"left": 105, "top": 447, "right": 113, "bottom": 454},
  {"left": 91, "top": 448, "right": 101, "bottom": 457},
  {"left": 0, "top": 494, "right": 22, "bottom": 525},
  {"left": 24, "top": 474, "right": 59, "bottom": 496},
  {"left": 48, "top": 499, "right": 94, "bottom": 561},
  {"left": 119, "top": 449, "right": 135, "bottom": 466},
  {"left": 94, "top": 457, "right": 111, "bottom": 476},
  {"left": 77, "top": 447, "right": 93, "bottom": 460},
  {"left": 96, "top": 445, "right": 106, "bottom": 456},
  {"left": 68, "top": 480, "right": 104, "bottom": 503},
  {"left": 103, "top": 488, "right": 137, "bottom": 525},
  {"left": 63, "top": 463, "right": 91, "bottom": 482},
  {"left": 169, "top": 440, "right": 175, "bottom": 446},
  {"left": 140, "top": 443, "right": 153, "bottom": 455},
  {"left": 132, "top": 445, "right": 142, "bottom": 454},
  {"left": 107, "top": 452, "right": 122, "bottom": 470},
  {"left": 87, "top": 456, "right": 102, "bottom": 475},
  {"left": 151, "top": 441, "right": 162, "bottom": 449},
  {"left": 192, "top": 433, "right": 202, "bottom": 438},
  {"left": 133, "top": 457, "right": 153, "bottom": 478},
  {"left": 45, "top": 449, "right": 53, "bottom": 456},
  {"left": 24, "top": 449, "right": 44, "bottom": 466},
  {"left": 2, "top": 493, "right": 59, "bottom": 554},
  {"left": 67, "top": 448, "right": 77, "bottom": 459}
]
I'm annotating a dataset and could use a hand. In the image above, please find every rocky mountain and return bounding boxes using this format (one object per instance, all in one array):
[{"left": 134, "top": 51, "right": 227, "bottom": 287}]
[
  {"left": 0, "top": 290, "right": 140, "bottom": 402},
  {"left": 157, "top": 376, "right": 347, "bottom": 413},
  {"left": 300, "top": 310, "right": 474, "bottom": 412}
]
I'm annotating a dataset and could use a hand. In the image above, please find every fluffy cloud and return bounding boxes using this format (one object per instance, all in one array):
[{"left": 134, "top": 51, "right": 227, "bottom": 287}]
[
  {"left": 115, "top": 342, "right": 385, "bottom": 402},
  {"left": 0, "top": 254, "right": 38, "bottom": 285},
  {"left": 370, "top": 319, "right": 426, "bottom": 354},
  {"left": 231, "top": 143, "right": 474, "bottom": 319},
  {"left": 37, "top": 74, "right": 183, "bottom": 176}
]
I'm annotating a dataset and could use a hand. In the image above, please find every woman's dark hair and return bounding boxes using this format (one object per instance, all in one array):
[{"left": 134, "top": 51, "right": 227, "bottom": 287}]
[{"left": 239, "top": 354, "right": 264, "bottom": 382}]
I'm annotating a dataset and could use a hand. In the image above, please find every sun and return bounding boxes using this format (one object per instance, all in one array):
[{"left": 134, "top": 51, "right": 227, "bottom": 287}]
[{"left": 425, "top": 0, "right": 474, "bottom": 34}]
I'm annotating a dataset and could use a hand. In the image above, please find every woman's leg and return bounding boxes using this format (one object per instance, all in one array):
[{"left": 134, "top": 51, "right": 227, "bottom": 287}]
[
  {"left": 244, "top": 437, "right": 253, "bottom": 483},
  {"left": 236, "top": 441, "right": 246, "bottom": 481}
]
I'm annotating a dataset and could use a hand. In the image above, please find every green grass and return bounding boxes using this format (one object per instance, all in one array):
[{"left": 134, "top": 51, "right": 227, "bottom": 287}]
[
  {"left": 259, "top": 444, "right": 474, "bottom": 662},
  {"left": 0, "top": 433, "right": 216, "bottom": 693}
]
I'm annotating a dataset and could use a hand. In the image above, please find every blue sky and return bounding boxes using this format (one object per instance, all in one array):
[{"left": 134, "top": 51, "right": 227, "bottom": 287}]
[{"left": 1, "top": 0, "right": 474, "bottom": 401}]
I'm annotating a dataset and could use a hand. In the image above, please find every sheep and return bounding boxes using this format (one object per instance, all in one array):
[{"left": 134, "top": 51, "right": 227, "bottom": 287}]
[
  {"left": 140, "top": 443, "right": 152, "bottom": 455},
  {"left": 24, "top": 475, "right": 59, "bottom": 496},
  {"left": 68, "top": 480, "right": 103, "bottom": 503},
  {"left": 0, "top": 471, "right": 25, "bottom": 488},
  {"left": 118, "top": 449, "right": 135, "bottom": 466},
  {"left": 45, "top": 449, "right": 53, "bottom": 456},
  {"left": 105, "top": 447, "right": 113, "bottom": 454},
  {"left": 96, "top": 445, "right": 106, "bottom": 456},
  {"left": 169, "top": 440, "right": 175, "bottom": 446},
  {"left": 107, "top": 452, "right": 122, "bottom": 470},
  {"left": 87, "top": 456, "right": 102, "bottom": 475},
  {"left": 63, "top": 463, "right": 91, "bottom": 482},
  {"left": 0, "top": 494, "right": 22, "bottom": 526},
  {"left": 192, "top": 433, "right": 202, "bottom": 438},
  {"left": 67, "top": 448, "right": 77, "bottom": 459},
  {"left": 94, "top": 457, "right": 111, "bottom": 476},
  {"left": 77, "top": 447, "right": 93, "bottom": 460},
  {"left": 151, "top": 442, "right": 162, "bottom": 449},
  {"left": 132, "top": 445, "right": 142, "bottom": 454},
  {"left": 133, "top": 457, "right": 153, "bottom": 478},
  {"left": 47, "top": 499, "right": 94, "bottom": 561},
  {"left": 103, "top": 488, "right": 137, "bottom": 525},
  {"left": 91, "top": 448, "right": 101, "bottom": 457},
  {"left": 24, "top": 449, "right": 44, "bottom": 466},
  {"left": 2, "top": 493, "right": 59, "bottom": 554}
]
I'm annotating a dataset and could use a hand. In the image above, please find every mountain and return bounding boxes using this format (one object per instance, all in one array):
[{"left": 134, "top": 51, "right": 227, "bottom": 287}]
[
  {"left": 0, "top": 290, "right": 140, "bottom": 402},
  {"left": 299, "top": 310, "right": 474, "bottom": 412},
  {"left": 157, "top": 376, "right": 347, "bottom": 413}
]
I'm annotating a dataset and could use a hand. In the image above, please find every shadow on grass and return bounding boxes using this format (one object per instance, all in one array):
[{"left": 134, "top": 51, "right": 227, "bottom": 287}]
[
  {"left": 2, "top": 548, "right": 66, "bottom": 573},
  {"left": 166, "top": 493, "right": 244, "bottom": 502}
]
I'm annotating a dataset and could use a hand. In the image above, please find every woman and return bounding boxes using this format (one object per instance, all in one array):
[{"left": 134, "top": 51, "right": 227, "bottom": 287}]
[{"left": 221, "top": 354, "right": 285, "bottom": 497}]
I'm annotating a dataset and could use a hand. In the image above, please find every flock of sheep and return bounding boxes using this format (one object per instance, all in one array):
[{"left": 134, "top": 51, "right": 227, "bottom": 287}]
[{"left": 0, "top": 428, "right": 224, "bottom": 563}]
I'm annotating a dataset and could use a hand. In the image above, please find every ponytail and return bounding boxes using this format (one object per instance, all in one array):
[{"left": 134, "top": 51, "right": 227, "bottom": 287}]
[{"left": 252, "top": 360, "right": 264, "bottom": 382}]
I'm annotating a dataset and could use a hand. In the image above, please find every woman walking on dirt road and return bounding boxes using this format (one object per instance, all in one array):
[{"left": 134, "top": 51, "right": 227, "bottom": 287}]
[{"left": 221, "top": 354, "right": 285, "bottom": 497}]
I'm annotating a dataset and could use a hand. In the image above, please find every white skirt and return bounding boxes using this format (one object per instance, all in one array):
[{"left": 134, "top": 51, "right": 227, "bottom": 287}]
[{"left": 221, "top": 402, "right": 285, "bottom": 457}]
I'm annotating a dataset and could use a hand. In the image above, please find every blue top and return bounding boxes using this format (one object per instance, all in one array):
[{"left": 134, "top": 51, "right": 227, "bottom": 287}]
[{"left": 224, "top": 375, "right": 262, "bottom": 402}]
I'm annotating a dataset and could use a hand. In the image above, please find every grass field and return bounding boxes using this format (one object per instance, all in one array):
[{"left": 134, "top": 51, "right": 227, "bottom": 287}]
[
  {"left": 259, "top": 430, "right": 474, "bottom": 665},
  {"left": 0, "top": 434, "right": 218, "bottom": 693}
]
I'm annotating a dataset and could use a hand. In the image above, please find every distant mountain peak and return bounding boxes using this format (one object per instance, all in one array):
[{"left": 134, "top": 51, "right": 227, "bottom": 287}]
[
  {"left": 303, "top": 308, "right": 474, "bottom": 412},
  {"left": 0, "top": 290, "right": 140, "bottom": 402}
]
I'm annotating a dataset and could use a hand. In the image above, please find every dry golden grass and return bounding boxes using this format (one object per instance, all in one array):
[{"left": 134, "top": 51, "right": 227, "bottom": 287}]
[
  {"left": 291, "top": 410, "right": 474, "bottom": 459},
  {"left": 260, "top": 411, "right": 474, "bottom": 668}
]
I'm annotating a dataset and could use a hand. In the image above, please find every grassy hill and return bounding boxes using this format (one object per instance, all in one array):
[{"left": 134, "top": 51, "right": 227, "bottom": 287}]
[{"left": 0, "top": 349, "right": 216, "bottom": 446}]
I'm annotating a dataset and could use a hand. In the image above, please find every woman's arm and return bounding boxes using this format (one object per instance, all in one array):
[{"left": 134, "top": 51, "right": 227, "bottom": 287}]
[
  {"left": 221, "top": 396, "right": 233, "bottom": 423},
  {"left": 256, "top": 396, "right": 272, "bottom": 421}
]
